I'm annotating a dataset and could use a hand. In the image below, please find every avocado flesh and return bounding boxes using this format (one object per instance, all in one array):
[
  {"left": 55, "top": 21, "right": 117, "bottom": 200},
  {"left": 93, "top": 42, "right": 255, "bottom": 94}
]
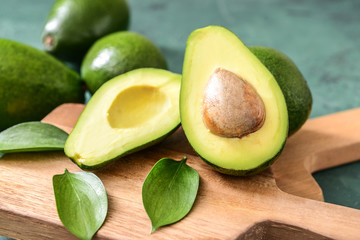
[
  {"left": 249, "top": 46, "right": 312, "bottom": 136},
  {"left": 181, "top": 26, "right": 288, "bottom": 175},
  {"left": 42, "top": 0, "right": 129, "bottom": 62},
  {"left": 0, "top": 39, "right": 84, "bottom": 131},
  {"left": 65, "top": 68, "right": 181, "bottom": 169}
]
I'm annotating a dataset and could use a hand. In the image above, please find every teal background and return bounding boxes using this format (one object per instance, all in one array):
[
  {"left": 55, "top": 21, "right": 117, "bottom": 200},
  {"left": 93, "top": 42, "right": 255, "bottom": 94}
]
[{"left": 0, "top": 0, "right": 359, "bottom": 238}]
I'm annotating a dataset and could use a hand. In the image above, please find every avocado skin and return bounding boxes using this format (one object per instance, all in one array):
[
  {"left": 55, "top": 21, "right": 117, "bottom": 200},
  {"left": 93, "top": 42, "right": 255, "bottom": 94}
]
[
  {"left": 81, "top": 32, "right": 167, "bottom": 94},
  {"left": 42, "top": 0, "right": 129, "bottom": 62},
  {"left": 70, "top": 124, "right": 180, "bottom": 170},
  {"left": 0, "top": 39, "right": 84, "bottom": 131},
  {"left": 249, "top": 46, "right": 312, "bottom": 136}
]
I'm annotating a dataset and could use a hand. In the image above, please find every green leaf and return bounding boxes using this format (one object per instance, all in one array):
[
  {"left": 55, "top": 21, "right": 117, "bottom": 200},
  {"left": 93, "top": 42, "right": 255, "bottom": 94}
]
[
  {"left": 142, "top": 157, "right": 200, "bottom": 233},
  {"left": 0, "top": 122, "right": 68, "bottom": 153},
  {"left": 53, "top": 169, "right": 108, "bottom": 240}
]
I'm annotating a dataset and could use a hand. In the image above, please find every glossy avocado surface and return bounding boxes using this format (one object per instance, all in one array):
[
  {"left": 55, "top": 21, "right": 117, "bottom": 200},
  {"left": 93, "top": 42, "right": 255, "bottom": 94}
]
[
  {"left": 42, "top": 0, "right": 129, "bottom": 62},
  {"left": 81, "top": 31, "right": 167, "bottom": 93}
]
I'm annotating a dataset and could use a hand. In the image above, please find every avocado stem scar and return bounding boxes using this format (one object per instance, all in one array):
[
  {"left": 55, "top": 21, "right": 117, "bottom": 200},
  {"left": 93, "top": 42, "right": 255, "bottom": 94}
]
[
  {"left": 44, "top": 35, "right": 55, "bottom": 50},
  {"left": 201, "top": 67, "right": 265, "bottom": 138}
]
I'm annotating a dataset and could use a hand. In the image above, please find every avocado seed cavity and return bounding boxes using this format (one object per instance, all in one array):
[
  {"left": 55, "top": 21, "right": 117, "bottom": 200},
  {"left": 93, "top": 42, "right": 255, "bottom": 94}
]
[
  {"left": 107, "top": 86, "right": 168, "bottom": 129},
  {"left": 202, "top": 68, "right": 265, "bottom": 138}
]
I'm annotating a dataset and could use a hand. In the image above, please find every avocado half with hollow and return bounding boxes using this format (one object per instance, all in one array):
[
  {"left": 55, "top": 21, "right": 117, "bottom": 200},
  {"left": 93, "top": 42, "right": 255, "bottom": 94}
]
[
  {"left": 65, "top": 68, "right": 181, "bottom": 169},
  {"left": 180, "top": 26, "right": 288, "bottom": 176}
]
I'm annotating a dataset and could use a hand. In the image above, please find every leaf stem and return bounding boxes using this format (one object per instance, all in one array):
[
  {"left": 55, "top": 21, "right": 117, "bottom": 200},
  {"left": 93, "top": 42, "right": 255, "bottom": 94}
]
[{"left": 151, "top": 225, "right": 157, "bottom": 234}]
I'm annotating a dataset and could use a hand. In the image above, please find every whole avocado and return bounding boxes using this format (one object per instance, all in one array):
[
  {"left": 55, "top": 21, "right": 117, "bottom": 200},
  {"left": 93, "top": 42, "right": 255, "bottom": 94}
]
[
  {"left": 81, "top": 31, "right": 167, "bottom": 93},
  {"left": 0, "top": 39, "right": 84, "bottom": 131},
  {"left": 249, "top": 46, "right": 312, "bottom": 136},
  {"left": 42, "top": 0, "right": 130, "bottom": 62}
]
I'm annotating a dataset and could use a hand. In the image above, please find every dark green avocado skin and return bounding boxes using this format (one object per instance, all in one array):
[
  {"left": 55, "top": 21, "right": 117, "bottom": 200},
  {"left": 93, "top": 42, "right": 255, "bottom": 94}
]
[
  {"left": 42, "top": 0, "right": 129, "bottom": 62},
  {"left": 81, "top": 32, "right": 168, "bottom": 94},
  {"left": 0, "top": 39, "right": 84, "bottom": 131},
  {"left": 249, "top": 46, "right": 312, "bottom": 136}
]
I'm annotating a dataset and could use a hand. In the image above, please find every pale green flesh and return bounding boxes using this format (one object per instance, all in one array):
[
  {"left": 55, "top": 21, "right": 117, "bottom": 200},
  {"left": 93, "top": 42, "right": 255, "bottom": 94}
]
[
  {"left": 65, "top": 68, "right": 181, "bottom": 167},
  {"left": 181, "top": 26, "right": 288, "bottom": 171}
]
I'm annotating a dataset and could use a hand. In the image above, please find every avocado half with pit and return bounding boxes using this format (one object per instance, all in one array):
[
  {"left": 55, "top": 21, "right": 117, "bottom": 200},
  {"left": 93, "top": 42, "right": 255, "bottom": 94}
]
[
  {"left": 180, "top": 26, "right": 288, "bottom": 176},
  {"left": 65, "top": 68, "right": 181, "bottom": 169}
]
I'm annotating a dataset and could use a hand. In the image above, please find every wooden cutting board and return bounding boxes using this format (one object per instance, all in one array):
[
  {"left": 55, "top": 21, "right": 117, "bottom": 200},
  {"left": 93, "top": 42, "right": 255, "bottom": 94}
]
[{"left": 1, "top": 103, "right": 360, "bottom": 239}]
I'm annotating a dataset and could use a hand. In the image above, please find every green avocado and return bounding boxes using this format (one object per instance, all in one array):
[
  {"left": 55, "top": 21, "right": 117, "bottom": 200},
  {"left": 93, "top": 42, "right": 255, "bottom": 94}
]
[
  {"left": 0, "top": 39, "right": 84, "bottom": 131},
  {"left": 65, "top": 68, "right": 181, "bottom": 169},
  {"left": 42, "top": 0, "right": 129, "bottom": 62},
  {"left": 180, "top": 26, "right": 288, "bottom": 176},
  {"left": 81, "top": 31, "right": 167, "bottom": 94},
  {"left": 249, "top": 46, "right": 312, "bottom": 136}
]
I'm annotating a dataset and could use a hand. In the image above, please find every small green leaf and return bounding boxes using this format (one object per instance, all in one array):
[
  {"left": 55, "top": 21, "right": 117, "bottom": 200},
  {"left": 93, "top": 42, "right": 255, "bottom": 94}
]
[
  {"left": 142, "top": 157, "right": 200, "bottom": 233},
  {"left": 53, "top": 169, "right": 108, "bottom": 240},
  {"left": 0, "top": 122, "right": 68, "bottom": 153}
]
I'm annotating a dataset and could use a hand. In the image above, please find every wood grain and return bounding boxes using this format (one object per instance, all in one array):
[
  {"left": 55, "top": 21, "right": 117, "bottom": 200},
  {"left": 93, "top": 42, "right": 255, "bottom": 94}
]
[
  {"left": 273, "top": 108, "right": 360, "bottom": 201},
  {"left": 1, "top": 104, "right": 360, "bottom": 239}
]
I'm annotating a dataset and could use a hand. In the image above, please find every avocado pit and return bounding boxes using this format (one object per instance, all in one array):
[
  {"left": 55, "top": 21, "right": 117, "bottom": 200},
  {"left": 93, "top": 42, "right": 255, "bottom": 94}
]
[{"left": 201, "top": 68, "right": 265, "bottom": 138}]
